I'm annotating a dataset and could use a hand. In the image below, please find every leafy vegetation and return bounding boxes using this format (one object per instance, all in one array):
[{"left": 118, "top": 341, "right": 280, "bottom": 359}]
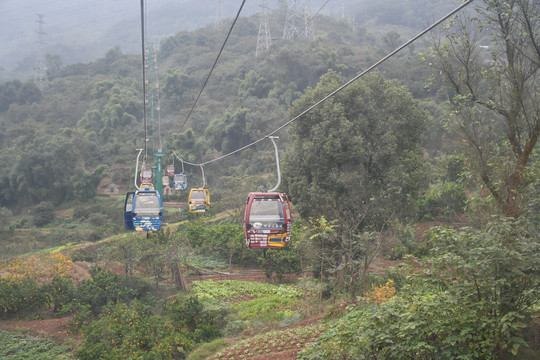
[
  {"left": 209, "top": 324, "right": 326, "bottom": 360},
  {"left": 0, "top": 330, "right": 74, "bottom": 359},
  {"left": 300, "top": 216, "right": 540, "bottom": 359}
]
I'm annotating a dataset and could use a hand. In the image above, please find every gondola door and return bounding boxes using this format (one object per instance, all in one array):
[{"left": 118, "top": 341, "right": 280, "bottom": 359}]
[{"left": 124, "top": 192, "right": 135, "bottom": 230}]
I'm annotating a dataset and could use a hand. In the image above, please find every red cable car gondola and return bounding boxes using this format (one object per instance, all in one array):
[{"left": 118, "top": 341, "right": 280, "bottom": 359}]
[
  {"left": 166, "top": 164, "right": 175, "bottom": 177},
  {"left": 140, "top": 168, "right": 152, "bottom": 184},
  {"left": 243, "top": 192, "right": 292, "bottom": 248}
]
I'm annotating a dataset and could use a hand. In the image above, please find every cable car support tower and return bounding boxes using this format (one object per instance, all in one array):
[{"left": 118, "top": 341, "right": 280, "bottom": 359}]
[{"left": 144, "top": 42, "right": 166, "bottom": 198}]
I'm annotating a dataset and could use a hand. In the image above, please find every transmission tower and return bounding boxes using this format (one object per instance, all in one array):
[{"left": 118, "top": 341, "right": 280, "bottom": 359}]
[
  {"left": 34, "top": 14, "right": 48, "bottom": 92},
  {"left": 256, "top": 0, "right": 271, "bottom": 56},
  {"left": 282, "top": 0, "right": 315, "bottom": 41},
  {"left": 215, "top": 0, "right": 225, "bottom": 30}
]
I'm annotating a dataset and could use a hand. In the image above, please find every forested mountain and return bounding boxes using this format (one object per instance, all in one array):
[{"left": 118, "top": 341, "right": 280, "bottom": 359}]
[
  {"left": 0, "top": 3, "right": 453, "bottom": 210},
  {"left": 0, "top": 1, "right": 539, "bottom": 359}
]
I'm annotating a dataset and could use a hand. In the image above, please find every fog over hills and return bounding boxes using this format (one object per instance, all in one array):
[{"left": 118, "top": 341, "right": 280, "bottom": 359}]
[
  {"left": 0, "top": 0, "right": 456, "bottom": 82},
  {"left": 0, "top": 0, "right": 335, "bottom": 81}
]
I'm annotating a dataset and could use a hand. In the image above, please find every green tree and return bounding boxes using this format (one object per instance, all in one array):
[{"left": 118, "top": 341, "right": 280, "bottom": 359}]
[
  {"left": 283, "top": 70, "right": 428, "bottom": 225},
  {"left": 73, "top": 164, "right": 107, "bottom": 202},
  {"left": 425, "top": 0, "right": 540, "bottom": 218},
  {"left": 283, "top": 70, "right": 428, "bottom": 300},
  {"left": 237, "top": 70, "right": 271, "bottom": 99},
  {"left": 205, "top": 109, "right": 249, "bottom": 154}
]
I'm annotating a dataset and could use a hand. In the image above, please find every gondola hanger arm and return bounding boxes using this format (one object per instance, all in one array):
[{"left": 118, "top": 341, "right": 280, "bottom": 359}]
[
  {"left": 269, "top": 136, "right": 281, "bottom": 192},
  {"left": 134, "top": 148, "right": 143, "bottom": 190}
]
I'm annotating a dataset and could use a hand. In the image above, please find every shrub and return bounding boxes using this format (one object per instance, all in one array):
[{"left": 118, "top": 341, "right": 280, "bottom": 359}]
[
  {"left": 0, "top": 278, "right": 44, "bottom": 319},
  {"left": 43, "top": 276, "right": 76, "bottom": 313},
  {"left": 32, "top": 202, "right": 56, "bottom": 227},
  {"left": 166, "top": 296, "right": 223, "bottom": 344},
  {"left": 364, "top": 280, "right": 396, "bottom": 305},
  {"left": 417, "top": 181, "right": 466, "bottom": 219},
  {"left": 300, "top": 217, "right": 540, "bottom": 359},
  {"left": 257, "top": 246, "right": 301, "bottom": 280},
  {"left": 76, "top": 301, "right": 194, "bottom": 360},
  {"left": 74, "top": 265, "right": 142, "bottom": 316}
]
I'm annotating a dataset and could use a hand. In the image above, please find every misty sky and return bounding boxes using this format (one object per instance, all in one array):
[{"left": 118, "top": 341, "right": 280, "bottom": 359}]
[{"left": 0, "top": 0, "right": 260, "bottom": 75}]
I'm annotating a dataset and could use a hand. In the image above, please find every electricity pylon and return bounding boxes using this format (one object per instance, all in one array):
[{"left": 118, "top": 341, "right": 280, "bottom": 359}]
[
  {"left": 34, "top": 14, "right": 48, "bottom": 92},
  {"left": 256, "top": 0, "right": 271, "bottom": 56},
  {"left": 283, "top": 0, "right": 315, "bottom": 41}
]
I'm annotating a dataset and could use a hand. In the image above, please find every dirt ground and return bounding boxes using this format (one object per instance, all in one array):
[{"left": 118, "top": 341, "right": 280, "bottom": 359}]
[{"left": 0, "top": 316, "right": 77, "bottom": 342}]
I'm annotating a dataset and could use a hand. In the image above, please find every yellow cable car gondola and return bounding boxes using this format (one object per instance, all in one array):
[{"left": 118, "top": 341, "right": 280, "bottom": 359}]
[{"left": 188, "top": 188, "right": 210, "bottom": 213}]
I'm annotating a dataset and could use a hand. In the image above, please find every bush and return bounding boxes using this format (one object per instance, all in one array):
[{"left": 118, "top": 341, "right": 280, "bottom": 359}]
[
  {"left": 32, "top": 202, "right": 56, "bottom": 227},
  {"left": 166, "top": 296, "right": 223, "bottom": 344},
  {"left": 73, "top": 265, "right": 143, "bottom": 317},
  {"left": 257, "top": 246, "right": 301, "bottom": 280},
  {"left": 444, "top": 154, "right": 465, "bottom": 182},
  {"left": 44, "top": 276, "right": 76, "bottom": 314},
  {"left": 0, "top": 278, "right": 44, "bottom": 319},
  {"left": 417, "top": 181, "right": 466, "bottom": 219},
  {"left": 76, "top": 301, "right": 194, "bottom": 360},
  {"left": 300, "top": 217, "right": 540, "bottom": 359}
]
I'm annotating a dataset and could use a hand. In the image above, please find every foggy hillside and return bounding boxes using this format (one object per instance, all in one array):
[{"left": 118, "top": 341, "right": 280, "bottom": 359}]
[{"left": 0, "top": 0, "right": 455, "bottom": 82}]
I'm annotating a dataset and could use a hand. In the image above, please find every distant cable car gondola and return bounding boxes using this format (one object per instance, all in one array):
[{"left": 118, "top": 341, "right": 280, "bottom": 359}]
[
  {"left": 243, "top": 192, "right": 292, "bottom": 248},
  {"left": 188, "top": 188, "right": 210, "bottom": 213},
  {"left": 166, "top": 164, "right": 175, "bottom": 177},
  {"left": 140, "top": 168, "right": 152, "bottom": 184},
  {"left": 173, "top": 173, "right": 188, "bottom": 191},
  {"left": 124, "top": 183, "right": 163, "bottom": 231}
]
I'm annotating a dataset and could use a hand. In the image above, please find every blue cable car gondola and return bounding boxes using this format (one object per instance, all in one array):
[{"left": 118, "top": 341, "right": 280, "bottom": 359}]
[
  {"left": 188, "top": 188, "right": 210, "bottom": 213},
  {"left": 243, "top": 192, "right": 292, "bottom": 248},
  {"left": 124, "top": 183, "right": 163, "bottom": 231},
  {"left": 173, "top": 173, "right": 188, "bottom": 191}
]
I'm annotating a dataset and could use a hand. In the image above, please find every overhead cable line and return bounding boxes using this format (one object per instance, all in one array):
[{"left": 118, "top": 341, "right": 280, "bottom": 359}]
[
  {"left": 175, "top": 0, "right": 475, "bottom": 167},
  {"left": 176, "top": 0, "right": 247, "bottom": 136},
  {"left": 140, "top": 0, "right": 148, "bottom": 159},
  {"left": 312, "top": 0, "right": 331, "bottom": 19}
]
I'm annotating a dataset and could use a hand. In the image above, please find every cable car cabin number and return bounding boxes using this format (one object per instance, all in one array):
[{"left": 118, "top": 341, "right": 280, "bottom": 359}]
[
  {"left": 243, "top": 192, "right": 292, "bottom": 249},
  {"left": 124, "top": 185, "right": 163, "bottom": 232}
]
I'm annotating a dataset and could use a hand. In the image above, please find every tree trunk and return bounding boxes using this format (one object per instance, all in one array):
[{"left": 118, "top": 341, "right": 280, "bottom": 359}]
[{"left": 172, "top": 261, "right": 188, "bottom": 291}]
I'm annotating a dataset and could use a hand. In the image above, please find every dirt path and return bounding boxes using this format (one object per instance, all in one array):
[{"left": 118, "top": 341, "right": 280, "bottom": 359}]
[{"left": 0, "top": 317, "right": 77, "bottom": 341}]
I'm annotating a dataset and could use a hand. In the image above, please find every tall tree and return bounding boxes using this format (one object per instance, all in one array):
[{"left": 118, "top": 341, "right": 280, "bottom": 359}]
[
  {"left": 425, "top": 0, "right": 540, "bottom": 218},
  {"left": 283, "top": 70, "right": 428, "bottom": 227},
  {"left": 283, "top": 70, "right": 428, "bottom": 299}
]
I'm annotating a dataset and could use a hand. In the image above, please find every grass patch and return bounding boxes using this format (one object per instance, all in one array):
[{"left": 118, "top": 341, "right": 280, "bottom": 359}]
[
  {"left": 192, "top": 280, "right": 303, "bottom": 302},
  {"left": 187, "top": 338, "right": 229, "bottom": 360},
  {"left": 232, "top": 295, "right": 298, "bottom": 321}
]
